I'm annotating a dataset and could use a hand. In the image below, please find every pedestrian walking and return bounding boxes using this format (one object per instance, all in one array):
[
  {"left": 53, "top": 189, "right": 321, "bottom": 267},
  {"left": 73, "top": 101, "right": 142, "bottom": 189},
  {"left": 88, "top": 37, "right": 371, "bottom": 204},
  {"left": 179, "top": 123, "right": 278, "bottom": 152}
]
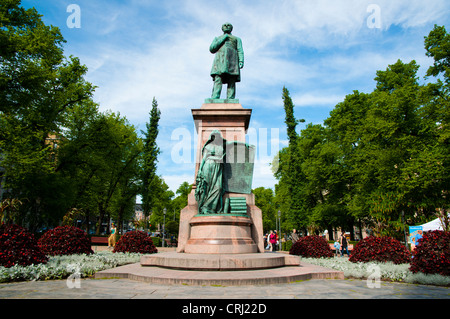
[
  {"left": 333, "top": 240, "right": 340, "bottom": 257},
  {"left": 108, "top": 223, "right": 117, "bottom": 248},
  {"left": 269, "top": 230, "right": 277, "bottom": 252},
  {"left": 340, "top": 232, "right": 350, "bottom": 257}
]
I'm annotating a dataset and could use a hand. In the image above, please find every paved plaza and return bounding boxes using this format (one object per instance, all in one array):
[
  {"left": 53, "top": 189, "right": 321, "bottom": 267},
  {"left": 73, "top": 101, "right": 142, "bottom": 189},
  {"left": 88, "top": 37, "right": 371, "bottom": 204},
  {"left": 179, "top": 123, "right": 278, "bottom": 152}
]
[
  {"left": 0, "top": 273, "right": 448, "bottom": 299},
  {"left": 0, "top": 247, "right": 448, "bottom": 301}
]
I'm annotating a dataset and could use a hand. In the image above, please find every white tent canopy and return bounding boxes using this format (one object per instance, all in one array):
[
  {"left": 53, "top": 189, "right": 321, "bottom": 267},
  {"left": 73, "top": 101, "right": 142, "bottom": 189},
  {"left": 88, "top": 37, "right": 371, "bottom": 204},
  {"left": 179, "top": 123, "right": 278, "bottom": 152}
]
[{"left": 418, "top": 214, "right": 449, "bottom": 231}]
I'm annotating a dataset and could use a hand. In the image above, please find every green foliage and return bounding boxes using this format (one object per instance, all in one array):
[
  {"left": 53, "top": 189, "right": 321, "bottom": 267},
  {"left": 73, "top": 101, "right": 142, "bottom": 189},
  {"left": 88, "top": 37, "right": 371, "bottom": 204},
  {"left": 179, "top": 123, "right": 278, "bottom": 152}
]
[
  {"left": 150, "top": 236, "right": 161, "bottom": 247},
  {"left": 282, "top": 86, "right": 299, "bottom": 143},
  {"left": 141, "top": 97, "right": 161, "bottom": 216},
  {"left": 148, "top": 176, "right": 175, "bottom": 227},
  {"left": 282, "top": 240, "right": 293, "bottom": 252},
  {"left": 277, "top": 88, "right": 308, "bottom": 231},
  {"left": 0, "top": 1, "right": 95, "bottom": 228},
  {"left": 253, "top": 187, "right": 277, "bottom": 231},
  {"left": 57, "top": 105, "right": 143, "bottom": 234},
  {"left": 170, "top": 181, "right": 192, "bottom": 223},
  {"left": 424, "top": 25, "right": 450, "bottom": 82},
  {"left": 275, "top": 25, "right": 450, "bottom": 238}
]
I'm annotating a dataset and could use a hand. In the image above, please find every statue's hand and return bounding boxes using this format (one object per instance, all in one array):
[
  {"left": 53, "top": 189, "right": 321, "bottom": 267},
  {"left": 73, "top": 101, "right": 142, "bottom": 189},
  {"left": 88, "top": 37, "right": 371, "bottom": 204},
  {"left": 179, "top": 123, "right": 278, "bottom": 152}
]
[{"left": 239, "top": 61, "right": 244, "bottom": 69}]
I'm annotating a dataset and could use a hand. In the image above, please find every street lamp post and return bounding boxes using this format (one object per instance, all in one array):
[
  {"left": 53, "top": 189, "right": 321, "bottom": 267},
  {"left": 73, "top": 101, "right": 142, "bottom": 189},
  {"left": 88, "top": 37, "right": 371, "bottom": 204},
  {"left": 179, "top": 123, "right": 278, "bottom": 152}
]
[
  {"left": 277, "top": 210, "right": 281, "bottom": 250},
  {"left": 401, "top": 210, "right": 408, "bottom": 248},
  {"left": 162, "top": 208, "right": 167, "bottom": 248}
]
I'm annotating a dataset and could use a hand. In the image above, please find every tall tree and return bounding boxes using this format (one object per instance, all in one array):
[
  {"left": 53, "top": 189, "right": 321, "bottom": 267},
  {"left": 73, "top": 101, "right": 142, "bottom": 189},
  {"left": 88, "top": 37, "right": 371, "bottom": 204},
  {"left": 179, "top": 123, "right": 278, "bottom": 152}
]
[
  {"left": 272, "top": 25, "right": 450, "bottom": 239},
  {"left": 253, "top": 187, "right": 277, "bottom": 232},
  {"left": 171, "top": 181, "right": 192, "bottom": 217},
  {"left": 0, "top": 0, "right": 94, "bottom": 228},
  {"left": 278, "top": 87, "right": 307, "bottom": 232},
  {"left": 141, "top": 97, "right": 161, "bottom": 216}
]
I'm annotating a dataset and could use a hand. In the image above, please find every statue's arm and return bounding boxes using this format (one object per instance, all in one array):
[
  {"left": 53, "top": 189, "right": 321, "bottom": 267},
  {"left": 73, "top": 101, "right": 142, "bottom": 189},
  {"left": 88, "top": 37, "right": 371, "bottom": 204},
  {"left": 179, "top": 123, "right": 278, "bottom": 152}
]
[
  {"left": 209, "top": 34, "right": 228, "bottom": 53},
  {"left": 237, "top": 37, "right": 244, "bottom": 68}
]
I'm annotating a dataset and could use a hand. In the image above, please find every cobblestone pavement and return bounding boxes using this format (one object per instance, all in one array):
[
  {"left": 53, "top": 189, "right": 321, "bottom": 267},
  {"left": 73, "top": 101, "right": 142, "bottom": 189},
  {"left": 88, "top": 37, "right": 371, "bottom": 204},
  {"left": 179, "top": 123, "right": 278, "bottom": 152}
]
[{"left": 0, "top": 277, "right": 448, "bottom": 299}]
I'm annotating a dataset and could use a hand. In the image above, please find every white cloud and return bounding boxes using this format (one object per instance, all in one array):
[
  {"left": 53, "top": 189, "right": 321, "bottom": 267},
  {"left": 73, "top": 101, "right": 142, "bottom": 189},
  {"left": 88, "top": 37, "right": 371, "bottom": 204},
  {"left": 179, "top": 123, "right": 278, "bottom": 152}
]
[
  {"left": 52, "top": 0, "right": 450, "bottom": 192},
  {"left": 292, "top": 93, "right": 344, "bottom": 108}
]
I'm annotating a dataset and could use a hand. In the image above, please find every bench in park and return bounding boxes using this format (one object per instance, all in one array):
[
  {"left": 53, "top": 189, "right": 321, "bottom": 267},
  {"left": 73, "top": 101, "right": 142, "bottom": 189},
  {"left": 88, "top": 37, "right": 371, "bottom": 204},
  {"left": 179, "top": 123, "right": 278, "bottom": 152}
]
[
  {"left": 329, "top": 243, "right": 353, "bottom": 251},
  {"left": 164, "top": 239, "right": 177, "bottom": 247},
  {"left": 91, "top": 236, "right": 109, "bottom": 245}
]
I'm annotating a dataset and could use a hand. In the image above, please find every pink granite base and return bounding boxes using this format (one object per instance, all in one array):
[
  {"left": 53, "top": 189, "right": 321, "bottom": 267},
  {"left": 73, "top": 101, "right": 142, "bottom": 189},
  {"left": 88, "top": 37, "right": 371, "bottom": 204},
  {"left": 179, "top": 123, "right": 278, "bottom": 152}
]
[
  {"left": 140, "top": 252, "right": 300, "bottom": 270},
  {"left": 95, "top": 259, "right": 344, "bottom": 286},
  {"left": 177, "top": 191, "right": 264, "bottom": 254},
  {"left": 184, "top": 215, "right": 258, "bottom": 254}
]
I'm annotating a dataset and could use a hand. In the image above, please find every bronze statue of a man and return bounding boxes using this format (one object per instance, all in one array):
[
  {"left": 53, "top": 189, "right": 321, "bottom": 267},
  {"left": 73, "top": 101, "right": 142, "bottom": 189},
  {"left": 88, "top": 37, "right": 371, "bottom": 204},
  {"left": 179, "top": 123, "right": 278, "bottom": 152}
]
[{"left": 209, "top": 23, "right": 244, "bottom": 99}]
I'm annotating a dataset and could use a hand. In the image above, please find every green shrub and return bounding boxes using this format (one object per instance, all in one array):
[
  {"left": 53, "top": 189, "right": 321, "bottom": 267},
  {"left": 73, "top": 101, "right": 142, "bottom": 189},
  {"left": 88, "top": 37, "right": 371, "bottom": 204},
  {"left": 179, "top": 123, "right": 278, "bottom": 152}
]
[
  {"left": 0, "top": 224, "right": 48, "bottom": 268},
  {"left": 38, "top": 226, "right": 93, "bottom": 256},
  {"left": 409, "top": 230, "right": 449, "bottom": 276},
  {"left": 282, "top": 240, "right": 293, "bottom": 251},
  {"left": 151, "top": 236, "right": 161, "bottom": 247}
]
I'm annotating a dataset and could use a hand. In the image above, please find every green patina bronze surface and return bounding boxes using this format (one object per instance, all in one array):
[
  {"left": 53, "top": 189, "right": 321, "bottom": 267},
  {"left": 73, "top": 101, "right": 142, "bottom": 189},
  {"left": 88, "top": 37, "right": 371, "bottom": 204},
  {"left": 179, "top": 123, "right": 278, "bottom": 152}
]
[
  {"left": 204, "top": 98, "right": 239, "bottom": 104},
  {"left": 195, "top": 130, "right": 225, "bottom": 215},
  {"left": 223, "top": 143, "right": 255, "bottom": 194},
  {"left": 195, "top": 130, "right": 254, "bottom": 215},
  {"left": 209, "top": 23, "right": 244, "bottom": 100}
]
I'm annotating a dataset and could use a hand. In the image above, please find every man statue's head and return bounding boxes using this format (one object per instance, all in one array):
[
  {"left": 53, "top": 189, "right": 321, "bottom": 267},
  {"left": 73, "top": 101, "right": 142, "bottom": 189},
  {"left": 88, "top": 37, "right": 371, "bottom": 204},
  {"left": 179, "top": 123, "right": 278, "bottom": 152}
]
[{"left": 222, "top": 22, "right": 233, "bottom": 34}]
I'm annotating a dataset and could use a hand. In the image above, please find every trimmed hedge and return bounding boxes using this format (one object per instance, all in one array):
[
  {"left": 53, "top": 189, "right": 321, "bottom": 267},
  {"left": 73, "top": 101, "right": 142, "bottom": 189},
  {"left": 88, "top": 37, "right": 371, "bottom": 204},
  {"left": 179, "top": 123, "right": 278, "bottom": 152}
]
[
  {"left": 349, "top": 236, "right": 410, "bottom": 264},
  {"left": 38, "top": 226, "right": 94, "bottom": 256},
  {"left": 289, "top": 235, "right": 334, "bottom": 258},
  {"left": 0, "top": 224, "right": 48, "bottom": 268},
  {"left": 113, "top": 230, "right": 158, "bottom": 254},
  {"left": 409, "top": 230, "right": 449, "bottom": 276}
]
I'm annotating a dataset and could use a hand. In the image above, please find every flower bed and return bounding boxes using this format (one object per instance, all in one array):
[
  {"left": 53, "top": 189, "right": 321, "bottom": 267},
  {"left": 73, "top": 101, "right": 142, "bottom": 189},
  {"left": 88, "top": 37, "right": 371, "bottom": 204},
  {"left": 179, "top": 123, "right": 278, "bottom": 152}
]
[
  {"left": 349, "top": 236, "right": 411, "bottom": 264},
  {"left": 1, "top": 252, "right": 449, "bottom": 286},
  {"left": 38, "top": 226, "right": 94, "bottom": 256},
  {"left": 113, "top": 230, "right": 157, "bottom": 254},
  {"left": 0, "top": 224, "right": 48, "bottom": 267},
  {"left": 409, "top": 230, "right": 449, "bottom": 276},
  {"left": 302, "top": 257, "right": 450, "bottom": 286},
  {"left": 289, "top": 235, "right": 334, "bottom": 258},
  {"left": 0, "top": 251, "right": 141, "bottom": 283}
]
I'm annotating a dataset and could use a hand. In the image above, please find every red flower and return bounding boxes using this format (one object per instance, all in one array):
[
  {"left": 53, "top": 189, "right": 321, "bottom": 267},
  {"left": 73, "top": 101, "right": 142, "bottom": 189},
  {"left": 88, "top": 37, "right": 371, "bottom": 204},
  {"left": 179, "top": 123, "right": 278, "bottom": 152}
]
[
  {"left": 38, "top": 226, "right": 93, "bottom": 256},
  {"left": 289, "top": 235, "right": 334, "bottom": 258},
  {"left": 409, "top": 230, "right": 449, "bottom": 276},
  {"left": 113, "top": 231, "right": 157, "bottom": 254},
  {"left": 0, "top": 224, "right": 48, "bottom": 268},
  {"left": 349, "top": 236, "right": 410, "bottom": 264}
]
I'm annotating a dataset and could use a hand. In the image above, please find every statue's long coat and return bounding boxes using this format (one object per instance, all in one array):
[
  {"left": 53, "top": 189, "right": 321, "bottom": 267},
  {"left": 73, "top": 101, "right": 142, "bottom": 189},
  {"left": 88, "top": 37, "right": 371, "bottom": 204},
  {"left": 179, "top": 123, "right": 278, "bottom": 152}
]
[{"left": 209, "top": 34, "right": 244, "bottom": 83}]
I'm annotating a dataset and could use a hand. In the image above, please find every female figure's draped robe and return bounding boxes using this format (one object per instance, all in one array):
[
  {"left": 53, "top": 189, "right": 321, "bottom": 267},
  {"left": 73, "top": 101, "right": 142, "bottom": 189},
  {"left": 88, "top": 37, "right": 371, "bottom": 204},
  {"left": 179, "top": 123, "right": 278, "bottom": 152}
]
[{"left": 195, "top": 130, "right": 225, "bottom": 214}]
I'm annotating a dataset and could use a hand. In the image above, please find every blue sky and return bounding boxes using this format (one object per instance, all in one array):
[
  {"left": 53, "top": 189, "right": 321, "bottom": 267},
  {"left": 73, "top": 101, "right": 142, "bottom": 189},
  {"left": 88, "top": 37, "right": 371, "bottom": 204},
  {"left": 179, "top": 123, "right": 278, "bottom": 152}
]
[{"left": 22, "top": 0, "right": 450, "bottom": 193}]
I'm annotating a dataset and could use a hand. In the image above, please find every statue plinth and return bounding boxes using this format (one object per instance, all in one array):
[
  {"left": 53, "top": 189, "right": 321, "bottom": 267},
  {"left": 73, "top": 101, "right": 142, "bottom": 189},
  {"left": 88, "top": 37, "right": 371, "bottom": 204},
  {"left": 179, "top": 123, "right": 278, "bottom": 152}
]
[
  {"left": 192, "top": 102, "right": 251, "bottom": 180},
  {"left": 176, "top": 102, "right": 264, "bottom": 254},
  {"left": 178, "top": 191, "right": 264, "bottom": 253},
  {"left": 185, "top": 215, "right": 257, "bottom": 254}
]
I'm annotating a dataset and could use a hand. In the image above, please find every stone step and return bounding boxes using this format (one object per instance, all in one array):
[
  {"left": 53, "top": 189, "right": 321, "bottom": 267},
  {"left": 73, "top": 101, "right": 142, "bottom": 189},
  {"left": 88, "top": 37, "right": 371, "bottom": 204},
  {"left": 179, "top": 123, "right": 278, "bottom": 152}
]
[{"left": 140, "top": 252, "right": 300, "bottom": 270}]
